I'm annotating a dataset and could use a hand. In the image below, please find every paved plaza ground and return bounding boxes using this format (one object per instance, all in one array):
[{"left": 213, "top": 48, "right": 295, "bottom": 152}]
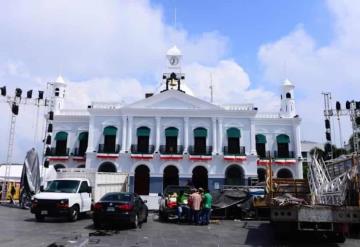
[{"left": 0, "top": 205, "right": 359, "bottom": 247}]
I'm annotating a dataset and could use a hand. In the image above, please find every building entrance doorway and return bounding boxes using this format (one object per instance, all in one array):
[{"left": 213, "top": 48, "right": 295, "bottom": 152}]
[
  {"left": 163, "top": 166, "right": 179, "bottom": 190},
  {"left": 192, "top": 166, "right": 208, "bottom": 189},
  {"left": 257, "top": 168, "right": 266, "bottom": 182},
  {"left": 225, "top": 165, "right": 245, "bottom": 185},
  {"left": 134, "top": 165, "right": 150, "bottom": 195}
]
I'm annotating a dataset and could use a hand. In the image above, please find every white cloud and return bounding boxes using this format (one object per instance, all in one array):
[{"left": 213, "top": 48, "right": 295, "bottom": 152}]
[
  {"left": 184, "top": 60, "right": 279, "bottom": 111},
  {"left": 258, "top": 0, "right": 360, "bottom": 146}
]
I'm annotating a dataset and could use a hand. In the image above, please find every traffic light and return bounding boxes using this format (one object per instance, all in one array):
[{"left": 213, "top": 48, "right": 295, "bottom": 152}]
[{"left": 0, "top": 86, "right": 6, "bottom": 96}]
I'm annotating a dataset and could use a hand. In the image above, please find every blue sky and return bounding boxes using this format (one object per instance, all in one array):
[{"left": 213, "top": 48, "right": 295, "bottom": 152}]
[
  {"left": 0, "top": 0, "right": 359, "bottom": 162},
  {"left": 155, "top": 0, "right": 333, "bottom": 88}
]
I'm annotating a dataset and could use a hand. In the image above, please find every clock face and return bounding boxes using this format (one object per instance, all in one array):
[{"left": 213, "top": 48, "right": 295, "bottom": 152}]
[{"left": 169, "top": 56, "right": 179, "bottom": 66}]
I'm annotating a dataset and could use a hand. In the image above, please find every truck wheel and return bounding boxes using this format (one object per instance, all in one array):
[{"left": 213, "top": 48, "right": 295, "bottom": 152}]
[
  {"left": 132, "top": 214, "right": 139, "bottom": 229},
  {"left": 35, "top": 214, "right": 45, "bottom": 222},
  {"left": 159, "top": 211, "right": 166, "bottom": 222},
  {"left": 334, "top": 233, "right": 346, "bottom": 243},
  {"left": 68, "top": 205, "right": 79, "bottom": 222}
]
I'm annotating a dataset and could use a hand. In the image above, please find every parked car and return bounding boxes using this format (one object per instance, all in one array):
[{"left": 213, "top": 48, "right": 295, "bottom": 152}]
[
  {"left": 92, "top": 192, "right": 148, "bottom": 228},
  {"left": 158, "top": 185, "right": 191, "bottom": 221},
  {"left": 31, "top": 178, "right": 92, "bottom": 222}
]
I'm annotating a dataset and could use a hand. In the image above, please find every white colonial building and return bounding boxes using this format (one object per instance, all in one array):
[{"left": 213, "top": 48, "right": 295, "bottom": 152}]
[{"left": 44, "top": 46, "right": 303, "bottom": 194}]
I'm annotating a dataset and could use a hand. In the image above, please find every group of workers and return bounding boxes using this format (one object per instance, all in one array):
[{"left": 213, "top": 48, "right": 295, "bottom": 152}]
[{"left": 174, "top": 187, "right": 213, "bottom": 225}]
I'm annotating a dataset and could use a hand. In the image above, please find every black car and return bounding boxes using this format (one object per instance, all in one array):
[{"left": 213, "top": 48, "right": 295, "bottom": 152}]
[{"left": 93, "top": 192, "right": 148, "bottom": 228}]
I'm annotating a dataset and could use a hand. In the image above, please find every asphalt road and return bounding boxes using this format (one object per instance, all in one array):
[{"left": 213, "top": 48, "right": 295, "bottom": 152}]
[{"left": 0, "top": 205, "right": 359, "bottom": 247}]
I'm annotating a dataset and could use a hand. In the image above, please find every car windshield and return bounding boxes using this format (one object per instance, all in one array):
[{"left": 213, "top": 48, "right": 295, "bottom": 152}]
[
  {"left": 44, "top": 180, "right": 80, "bottom": 193},
  {"left": 100, "top": 193, "right": 132, "bottom": 202}
]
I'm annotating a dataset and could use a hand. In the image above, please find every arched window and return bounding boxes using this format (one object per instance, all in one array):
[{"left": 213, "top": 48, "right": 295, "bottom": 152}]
[
  {"left": 164, "top": 127, "right": 179, "bottom": 154},
  {"left": 101, "top": 126, "right": 117, "bottom": 153},
  {"left": 54, "top": 131, "right": 68, "bottom": 156},
  {"left": 277, "top": 168, "right": 293, "bottom": 179},
  {"left": 77, "top": 164, "right": 85, "bottom": 168},
  {"left": 193, "top": 127, "right": 207, "bottom": 155},
  {"left": 77, "top": 132, "right": 88, "bottom": 156},
  {"left": 286, "top": 92, "right": 291, "bottom": 99},
  {"left": 276, "top": 134, "right": 290, "bottom": 158},
  {"left": 255, "top": 134, "right": 267, "bottom": 158},
  {"left": 226, "top": 128, "right": 241, "bottom": 154},
  {"left": 98, "top": 162, "right": 117, "bottom": 172},
  {"left": 136, "top": 126, "right": 151, "bottom": 153}
]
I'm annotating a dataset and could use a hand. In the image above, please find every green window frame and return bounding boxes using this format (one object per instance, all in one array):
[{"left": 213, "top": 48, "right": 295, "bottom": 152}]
[
  {"left": 103, "top": 126, "right": 117, "bottom": 136},
  {"left": 227, "top": 128, "right": 241, "bottom": 138},
  {"left": 276, "top": 134, "right": 290, "bottom": 144},
  {"left": 55, "top": 131, "right": 68, "bottom": 141},
  {"left": 194, "top": 127, "right": 207, "bottom": 138}
]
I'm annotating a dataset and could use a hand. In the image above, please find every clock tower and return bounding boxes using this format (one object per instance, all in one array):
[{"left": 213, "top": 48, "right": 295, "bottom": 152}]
[{"left": 161, "top": 45, "right": 185, "bottom": 93}]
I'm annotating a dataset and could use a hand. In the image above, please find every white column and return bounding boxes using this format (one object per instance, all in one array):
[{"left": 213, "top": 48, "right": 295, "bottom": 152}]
[
  {"left": 212, "top": 117, "right": 217, "bottom": 154},
  {"left": 250, "top": 119, "right": 256, "bottom": 155},
  {"left": 218, "top": 118, "right": 223, "bottom": 154},
  {"left": 184, "top": 117, "right": 189, "bottom": 153},
  {"left": 293, "top": 123, "right": 303, "bottom": 178},
  {"left": 127, "top": 116, "right": 133, "bottom": 151},
  {"left": 121, "top": 116, "right": 127, "bottom": 153},
  {"left": 86, "top": 116, "right": 95, "bottom": 153},
  {"left": 155, "top": 117, "right": 161, "bottom": 152}
]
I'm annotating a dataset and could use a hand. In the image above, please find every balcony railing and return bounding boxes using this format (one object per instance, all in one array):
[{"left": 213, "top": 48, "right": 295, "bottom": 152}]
[
  {"left": 130, "top": 144, "right": 155, "bottom": 154},
  {"left": 98, "top": 144, "right": 120, "bottom": 154},
  {"left": 258, "top": 151, "right": 271, "bottom": 160},
  {"left": 188, "top": 146, "right": 212, "bottom": 156},
  {"left": 159, "top": 145, "right": 184, "bottom": 155},
  {"left": 223, "top": 146, "right": 246, "bottom": 156},
  {"left": 73, "top": 148, "right": 86, "bottom": 157},
  {"left": 273, "top": 151, "right": 295, "bottom": 159},
  {"left": 46, "top": 147, "right": 70, "bottom": 157}
]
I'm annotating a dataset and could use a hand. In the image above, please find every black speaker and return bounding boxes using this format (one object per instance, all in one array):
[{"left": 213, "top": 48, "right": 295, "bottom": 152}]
[
  {"left": 326, "top": 132, "right": 331, "bottom": 141},
  {"left": 0, "top": 86, "right": 6, "bottom": 96},
  {"left": 26, "top": 90, "right": 33, "bottom": 99},
  {"left": 38, "top": 91, "right": 44, "bottom": 100},
  {"left": 336, "top": 101, "right": 341, "bottom": 111},
  {"left": 15, "top": 88, "right": 22, "bottom": 98},
  {"left": 346, "top": 101, "right": 351, "bottom": 110},
  {"left": 46, "top": 135, "right": 51, "bottom": 144},
  {"left": 11, "top": 103, "right": 19, "bottom": 115},
  {"left": 47, "top": 123, "right": 53, "bottom": 133},
  {"left": 49, "top": 111, "right": 54, "bottom": 120},
  {"left": 325, "top": 119, "right": 330, "bottom": 129},
  {"left": 44, "top": 160, "right": 49, "bottom": 168}
]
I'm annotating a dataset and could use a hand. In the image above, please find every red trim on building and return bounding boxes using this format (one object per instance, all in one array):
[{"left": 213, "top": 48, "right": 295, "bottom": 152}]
[
  {"left": 223, "top": 156, "right": 247, "bottom": 162},
  {"left": 257, "top": 160, "right": 271, "bottom": 166},
  {"left": 160, "top": 155, "right": 183, "bottom": 160},
  {"left": 96, "top": 154, "right": 119, "bottom": 159},
  {"left": 130, "top": 154, "right": 154, "bottom": 160},
  {"left": 257, "top": 159, "right": 296, "bottom": 166},
  {"left": 189, "top": 155, "right": 212, "bottom": 161},
  {"left": 48, "top": 156, "right": 69, "bottom": 161},
  {"left": 72, "top": 157, "right": 86, "bottom": 162},
  {"left": 273, "top": 159, "right": 296, "bottom": 165}
]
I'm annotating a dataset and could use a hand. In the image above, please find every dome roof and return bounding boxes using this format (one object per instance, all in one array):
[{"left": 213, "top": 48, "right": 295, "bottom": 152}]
[
  {"left": 166, "top": 45, "right": 182, "bottom": 56},
  {"left": 283, "top": 78, "right": 293, "bottom": 86},
  {"left": 55, "top": 75, "right": 66, "bottom": 85}
]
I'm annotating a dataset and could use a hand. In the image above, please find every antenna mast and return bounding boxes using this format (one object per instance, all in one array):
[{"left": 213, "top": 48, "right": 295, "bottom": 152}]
[{"left": 210, "top": 73, "right": 214, "bottom": 103}]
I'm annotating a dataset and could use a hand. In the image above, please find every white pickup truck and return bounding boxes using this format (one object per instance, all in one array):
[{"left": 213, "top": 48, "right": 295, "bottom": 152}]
[
  {"left": 31, "top": 178, "right": 92, "bottom": 222},
  {"left": 30, "top": 168, "right": 129, "bottom": 222}
]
